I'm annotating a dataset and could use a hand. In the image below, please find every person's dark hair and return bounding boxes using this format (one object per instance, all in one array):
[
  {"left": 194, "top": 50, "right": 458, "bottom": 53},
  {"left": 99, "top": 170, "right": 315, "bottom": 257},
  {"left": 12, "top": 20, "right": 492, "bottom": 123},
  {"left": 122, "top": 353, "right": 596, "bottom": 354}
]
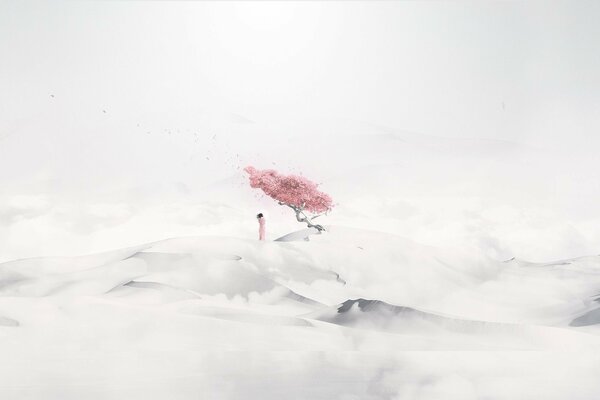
[{"left": 256, "top": 213, "right": 263, "bottom": 218}]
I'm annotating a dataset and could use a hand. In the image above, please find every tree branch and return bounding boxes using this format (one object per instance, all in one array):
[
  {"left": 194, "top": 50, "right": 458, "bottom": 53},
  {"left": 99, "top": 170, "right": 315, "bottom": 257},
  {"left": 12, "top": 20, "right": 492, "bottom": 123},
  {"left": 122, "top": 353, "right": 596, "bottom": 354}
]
[{"left": 278, "top": 202, "right": 326, "bottom": 232}]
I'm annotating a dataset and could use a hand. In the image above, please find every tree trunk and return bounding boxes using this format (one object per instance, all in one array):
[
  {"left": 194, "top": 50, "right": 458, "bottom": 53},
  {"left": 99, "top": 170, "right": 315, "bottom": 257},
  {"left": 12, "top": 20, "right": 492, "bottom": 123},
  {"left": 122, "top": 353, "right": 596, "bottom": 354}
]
[{"left": 280, "top": 202, "right": 326, "bottom": 232}]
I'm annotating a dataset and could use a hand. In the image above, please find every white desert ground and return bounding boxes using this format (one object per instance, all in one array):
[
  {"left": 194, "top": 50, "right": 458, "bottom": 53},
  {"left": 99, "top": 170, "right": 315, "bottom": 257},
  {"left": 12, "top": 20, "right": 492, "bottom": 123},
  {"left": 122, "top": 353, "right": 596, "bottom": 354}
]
[{"left": 1, "top": 114, "right": 600, "bottom": 399}]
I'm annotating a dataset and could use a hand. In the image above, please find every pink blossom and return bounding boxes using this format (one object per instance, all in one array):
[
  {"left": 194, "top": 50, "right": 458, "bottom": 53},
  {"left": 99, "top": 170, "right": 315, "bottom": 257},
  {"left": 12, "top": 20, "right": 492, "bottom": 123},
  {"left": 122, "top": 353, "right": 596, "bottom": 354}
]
[{"left": 244, "top": 166, "right": 333, "bottom": 213}]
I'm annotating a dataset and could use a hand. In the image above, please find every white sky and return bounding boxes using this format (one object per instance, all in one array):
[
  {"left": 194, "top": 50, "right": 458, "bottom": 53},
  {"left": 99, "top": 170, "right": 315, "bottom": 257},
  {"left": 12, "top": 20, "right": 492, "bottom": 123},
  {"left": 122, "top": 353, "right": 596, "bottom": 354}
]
[
  {"left": 2, "top": 1, "right": 599, "bottom": 146},
  {"left": 1, "top": 1, "right": 599, "bottom": 261}
]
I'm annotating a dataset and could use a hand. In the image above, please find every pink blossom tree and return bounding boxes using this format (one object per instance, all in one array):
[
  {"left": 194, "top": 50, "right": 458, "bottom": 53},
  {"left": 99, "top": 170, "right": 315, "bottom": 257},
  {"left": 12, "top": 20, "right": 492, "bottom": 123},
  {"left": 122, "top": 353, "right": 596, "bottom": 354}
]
[{"left": 244, "top": 166, "right": 333, "bottom": 232}]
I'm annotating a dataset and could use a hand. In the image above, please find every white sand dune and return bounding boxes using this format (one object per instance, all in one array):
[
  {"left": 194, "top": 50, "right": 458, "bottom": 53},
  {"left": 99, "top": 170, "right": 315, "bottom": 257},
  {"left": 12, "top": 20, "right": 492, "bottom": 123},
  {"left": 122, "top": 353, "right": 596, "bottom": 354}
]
[
  {"left": 306, "top": 298, "right": 600, "bottom": 350},
  {"left": 1, "top": 226, "right": 600, "bottom": 399}
]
